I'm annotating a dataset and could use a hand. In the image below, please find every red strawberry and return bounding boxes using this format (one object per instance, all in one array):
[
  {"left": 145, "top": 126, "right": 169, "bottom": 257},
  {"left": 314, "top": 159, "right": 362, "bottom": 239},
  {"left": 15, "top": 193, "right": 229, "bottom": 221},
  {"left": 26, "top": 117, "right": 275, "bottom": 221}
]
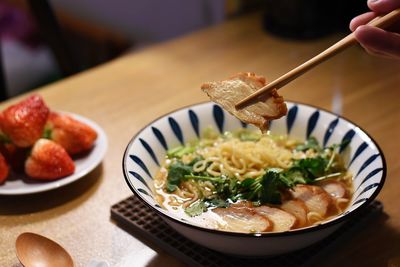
[
  {"left": 47, "top": 112, "right": 97, "bottom": 155},
  {"left": 25, "top": 139, "right": 75, "bottom": 180},
  {"left": 0, "top": 95, "right": 49, "bottom": 147},
  {"left": 0, "top": 143, "right": 29, "bottom": 173},
  {"left": 0, "top": 152, "right": 9, "bottom": 184}
]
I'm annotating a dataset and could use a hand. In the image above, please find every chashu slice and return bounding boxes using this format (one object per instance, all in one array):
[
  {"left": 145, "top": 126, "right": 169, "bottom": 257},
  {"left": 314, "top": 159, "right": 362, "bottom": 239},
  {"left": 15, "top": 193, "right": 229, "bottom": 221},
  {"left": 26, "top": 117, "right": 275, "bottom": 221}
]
[
  {"left": 316, "top": 179, "right": 347, "bottom": 199},
  {"left": 280, "top": 199, "right": 308, "bottom": 228},
  {"left": 213, "top": 207, "right": 272, "bottom": 233},
  {"left": 201, "top": 72, "right": 287, "bottom": 131},
  {"left": 290, "top": 184, "right": 332, "bottom": 217},
  {"left": 254, "top": 206, "right": 297, "bottom": 232}
]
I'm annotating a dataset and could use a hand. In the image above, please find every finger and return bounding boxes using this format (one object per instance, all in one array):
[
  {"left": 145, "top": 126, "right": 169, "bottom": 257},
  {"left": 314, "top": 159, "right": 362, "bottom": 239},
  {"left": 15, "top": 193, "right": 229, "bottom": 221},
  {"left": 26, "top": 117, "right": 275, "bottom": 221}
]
[
  {"left": 361, "top": 45, "right": 395, "bottom": 59},
  {"left": 368, "top": 0, "right": 400, "bottom": 14},
  {"left": 350, "top": 12, "right": 377, "bottom": 31},
  {"left": 355, "top": 25, "right": 400, "bottom": 58}
]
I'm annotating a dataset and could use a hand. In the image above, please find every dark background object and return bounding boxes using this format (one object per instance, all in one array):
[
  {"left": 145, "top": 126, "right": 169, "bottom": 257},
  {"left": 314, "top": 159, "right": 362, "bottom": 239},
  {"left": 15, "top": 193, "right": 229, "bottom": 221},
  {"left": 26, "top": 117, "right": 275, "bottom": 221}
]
[
  {"left": 0, "top": 0, "right": 131, "bottom": 99},
  {"left": 0, "top": 42, "right": 6, "bottom": 101},
  {"left": 334, "top": 0, "right": 370, "bottom": 32},
  {"left": 262, "top": 0, "right": 369, "bottom": 39},
  {"left": 28, "top": 0, "right": 80, "bottom": 77}
]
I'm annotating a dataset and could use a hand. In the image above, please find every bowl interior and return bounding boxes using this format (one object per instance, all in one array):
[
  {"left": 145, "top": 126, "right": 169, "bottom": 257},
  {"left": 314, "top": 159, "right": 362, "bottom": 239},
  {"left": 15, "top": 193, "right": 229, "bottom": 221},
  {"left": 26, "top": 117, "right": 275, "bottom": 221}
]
[{"left": 123, "top": 101, "right": 385, "bottom": 232}]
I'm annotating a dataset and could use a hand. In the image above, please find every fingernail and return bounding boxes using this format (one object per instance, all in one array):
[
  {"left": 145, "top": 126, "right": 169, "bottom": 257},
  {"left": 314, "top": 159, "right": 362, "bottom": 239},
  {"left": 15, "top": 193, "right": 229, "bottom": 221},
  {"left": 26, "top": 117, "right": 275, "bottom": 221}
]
[{"left": 368, "top": 0, "right": 379, "bottom": 3}]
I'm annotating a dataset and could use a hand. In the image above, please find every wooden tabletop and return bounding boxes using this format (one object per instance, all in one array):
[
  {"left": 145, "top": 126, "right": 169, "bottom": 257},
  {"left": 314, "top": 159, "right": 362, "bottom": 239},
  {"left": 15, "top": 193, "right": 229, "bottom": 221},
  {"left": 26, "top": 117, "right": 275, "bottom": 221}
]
[{"left": 1, "top": 12, "right": 400, "bottom": 267}]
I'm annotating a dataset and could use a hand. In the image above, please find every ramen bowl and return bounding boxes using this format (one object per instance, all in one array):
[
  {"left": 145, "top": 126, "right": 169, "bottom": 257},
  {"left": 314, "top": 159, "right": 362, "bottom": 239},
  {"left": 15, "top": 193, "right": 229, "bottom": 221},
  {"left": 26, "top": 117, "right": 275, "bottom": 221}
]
[{"left": 122, "top": 101, "right": 386, "bottom": 257}]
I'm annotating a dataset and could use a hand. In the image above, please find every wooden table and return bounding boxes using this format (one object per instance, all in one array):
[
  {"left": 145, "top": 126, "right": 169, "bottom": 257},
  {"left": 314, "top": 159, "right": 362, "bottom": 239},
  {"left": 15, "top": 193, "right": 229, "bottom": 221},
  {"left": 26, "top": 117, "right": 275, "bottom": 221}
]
[{"left": 1, "top": 12, "right": 400, "bottom": 267}]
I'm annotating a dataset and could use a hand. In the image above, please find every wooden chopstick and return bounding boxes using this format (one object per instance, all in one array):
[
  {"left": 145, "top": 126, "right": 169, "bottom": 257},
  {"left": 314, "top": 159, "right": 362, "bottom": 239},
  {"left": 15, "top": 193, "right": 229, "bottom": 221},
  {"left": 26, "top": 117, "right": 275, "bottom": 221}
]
[{"left": 235, "top": 8, "right": 400, "bottom": 109}]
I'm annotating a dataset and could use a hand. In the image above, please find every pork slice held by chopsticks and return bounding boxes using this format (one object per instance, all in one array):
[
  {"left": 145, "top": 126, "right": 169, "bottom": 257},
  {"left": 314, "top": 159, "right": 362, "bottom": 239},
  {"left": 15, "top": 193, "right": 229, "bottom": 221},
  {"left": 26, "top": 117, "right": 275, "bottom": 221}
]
[{"left": 201, "top": 72, "right": 287, "bottom": 132}]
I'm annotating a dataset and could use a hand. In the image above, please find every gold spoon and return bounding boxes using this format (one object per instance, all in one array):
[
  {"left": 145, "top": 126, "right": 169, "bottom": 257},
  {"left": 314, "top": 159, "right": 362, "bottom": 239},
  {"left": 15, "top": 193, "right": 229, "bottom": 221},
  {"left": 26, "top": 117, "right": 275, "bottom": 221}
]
[{"left": 16, "top": 232, "right": 74, "bottom": 267}]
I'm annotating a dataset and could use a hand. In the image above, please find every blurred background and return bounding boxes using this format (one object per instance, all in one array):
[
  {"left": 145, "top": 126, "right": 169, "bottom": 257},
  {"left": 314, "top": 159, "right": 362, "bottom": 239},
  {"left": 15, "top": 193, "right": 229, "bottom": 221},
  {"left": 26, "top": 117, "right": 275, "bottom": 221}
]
[{"left": 0, "top": 0, "right": 368, "bottom": 99}]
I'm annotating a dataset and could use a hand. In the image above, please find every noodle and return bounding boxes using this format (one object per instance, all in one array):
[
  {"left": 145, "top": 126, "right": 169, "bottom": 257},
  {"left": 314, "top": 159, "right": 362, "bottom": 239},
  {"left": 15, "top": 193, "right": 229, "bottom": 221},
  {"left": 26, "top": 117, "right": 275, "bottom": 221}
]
[
  {"left": 193, "top": 135, "right": 293, "bottom": 180},
  {"left": 335, "top": 197, "right": 350, "bottom": 213}
]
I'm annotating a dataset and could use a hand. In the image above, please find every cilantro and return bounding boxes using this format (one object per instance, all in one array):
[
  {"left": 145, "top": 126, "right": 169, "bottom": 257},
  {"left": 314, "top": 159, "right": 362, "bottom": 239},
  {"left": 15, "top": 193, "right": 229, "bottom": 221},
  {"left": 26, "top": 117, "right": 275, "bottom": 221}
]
[
  {"left": 295, "top": 136, "right": 321, "bottom": 152},
  {"left": 258, "top": 169, "right": 284, "bottom": 204},
  {"left": 215, "top": 177, "right": 240, "bottom": 201},
  {"left": 279, "top": 168, "right": 309, "bottom": 187},
  {"left": 185, "top": 197, "right": 230, "bottom": 217},
  {"left": 167, "top": 145, "right": 195, "bottom": 158},
  {"left": 185, "top": 201, "right": 207, "bottom": 217},
  {"left": 205, "top": 198, "right": 229, "bottom": 208},
  {"left": 293, "top": 156, "right": 328, "bottom": 178},
  {"left": 238, "top": 169, "right": 285, "bottom": 205},
  {"left": 166, "top": 162, "right": 192, "bottom": 192},
  {"left": 314, "top": 172, "right": 342, "bottom": 181},
  {"left": 183, "top": 175, "right": 225, "bottom": 183}
]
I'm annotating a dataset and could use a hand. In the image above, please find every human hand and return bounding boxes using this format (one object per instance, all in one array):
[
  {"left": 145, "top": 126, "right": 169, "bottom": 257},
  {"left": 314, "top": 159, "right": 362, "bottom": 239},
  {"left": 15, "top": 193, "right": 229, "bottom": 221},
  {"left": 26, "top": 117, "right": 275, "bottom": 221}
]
[{"left": 350, "top": 0, "right": 400, "bottom": 59}]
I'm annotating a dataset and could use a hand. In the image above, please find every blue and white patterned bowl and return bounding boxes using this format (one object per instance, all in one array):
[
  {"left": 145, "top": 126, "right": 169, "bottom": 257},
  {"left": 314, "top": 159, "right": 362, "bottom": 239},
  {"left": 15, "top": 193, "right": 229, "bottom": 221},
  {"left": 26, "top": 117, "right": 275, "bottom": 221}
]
[{"left": 122, "top": 101, "right": 386, "bottom": 257}]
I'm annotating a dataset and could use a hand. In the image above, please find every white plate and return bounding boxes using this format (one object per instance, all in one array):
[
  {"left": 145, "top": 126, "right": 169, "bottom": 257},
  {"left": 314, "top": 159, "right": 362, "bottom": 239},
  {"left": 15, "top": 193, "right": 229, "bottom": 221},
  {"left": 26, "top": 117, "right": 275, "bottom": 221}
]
[{"left": 0, "top": 112, "right": 107, "bottom": 195}]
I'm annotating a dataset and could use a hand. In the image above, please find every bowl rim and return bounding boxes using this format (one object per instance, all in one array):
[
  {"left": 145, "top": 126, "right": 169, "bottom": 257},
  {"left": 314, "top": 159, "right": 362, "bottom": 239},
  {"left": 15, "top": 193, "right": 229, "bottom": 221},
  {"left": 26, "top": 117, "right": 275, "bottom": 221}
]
[{"left": 122, "top": 100, "right": 386, "bottom": 237}]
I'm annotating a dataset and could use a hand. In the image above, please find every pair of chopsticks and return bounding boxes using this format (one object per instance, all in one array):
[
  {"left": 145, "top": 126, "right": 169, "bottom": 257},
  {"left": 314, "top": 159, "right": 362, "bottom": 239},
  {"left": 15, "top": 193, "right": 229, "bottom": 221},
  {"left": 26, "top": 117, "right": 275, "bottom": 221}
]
[{"left": 235, "top": 8, "right": 400, "bottom": 109}]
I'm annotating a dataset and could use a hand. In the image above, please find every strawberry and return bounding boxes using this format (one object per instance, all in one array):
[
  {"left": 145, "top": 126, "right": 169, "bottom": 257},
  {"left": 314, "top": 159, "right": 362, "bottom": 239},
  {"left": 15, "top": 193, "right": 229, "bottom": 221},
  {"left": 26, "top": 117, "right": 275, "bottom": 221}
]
[
  {"left": 0, "top": 95, "right": 49, "bottom": 147},
  {"left": 0, "top": 152, "right": 9, "bottom": 184},
  {"left": 47, "top": 112, "right": 97, "bottom": 155},
  {"left": 0, "top": 143, "right": 29, "bottom": 173},
  {"left": 25, "top": 139, "right": 75, "bottom": 180}
]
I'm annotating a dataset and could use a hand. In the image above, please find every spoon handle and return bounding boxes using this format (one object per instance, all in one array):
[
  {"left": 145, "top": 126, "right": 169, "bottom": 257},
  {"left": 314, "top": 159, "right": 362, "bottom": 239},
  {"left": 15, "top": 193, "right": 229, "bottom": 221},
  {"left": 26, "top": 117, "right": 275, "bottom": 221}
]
[{"left": 235, "top": 8, "right": 400, "bottom": 109}]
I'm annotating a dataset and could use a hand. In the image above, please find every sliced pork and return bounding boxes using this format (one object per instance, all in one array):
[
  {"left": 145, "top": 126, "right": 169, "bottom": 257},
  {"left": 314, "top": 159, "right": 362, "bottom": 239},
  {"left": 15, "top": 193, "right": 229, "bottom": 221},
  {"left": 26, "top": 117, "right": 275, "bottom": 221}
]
[
  {"left": 280, "top": 200, "right": 308, "bottom": 227},
  {"left": 201, "top": 72, "right": 287, "bottom": 131},
  {"left": 316, "top": 180, "right": 347, "bottom": 199},
  {"left": 212, "top": 207, "right": 272, "bottom": 233},
  {"left": 290, "top": 184, "right": 332, "bottom": 217},
  {"left": 254, "top": 206, "right": 297, "bottom": 232}
]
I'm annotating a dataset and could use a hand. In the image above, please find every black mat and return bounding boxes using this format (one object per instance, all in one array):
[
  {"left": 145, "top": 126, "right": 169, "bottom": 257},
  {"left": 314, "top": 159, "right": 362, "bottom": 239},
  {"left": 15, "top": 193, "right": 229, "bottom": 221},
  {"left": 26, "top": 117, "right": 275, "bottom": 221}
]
[{"left": 111, "top": 195, "right": 383, "bottom": 267}]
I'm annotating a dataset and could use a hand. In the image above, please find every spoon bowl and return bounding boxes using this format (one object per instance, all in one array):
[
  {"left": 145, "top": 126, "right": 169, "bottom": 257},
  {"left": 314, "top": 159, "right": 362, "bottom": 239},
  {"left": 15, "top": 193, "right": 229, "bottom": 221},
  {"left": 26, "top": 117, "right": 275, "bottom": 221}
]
[{"left": 16, "top": 232, "right": 74, "bottom": 267}]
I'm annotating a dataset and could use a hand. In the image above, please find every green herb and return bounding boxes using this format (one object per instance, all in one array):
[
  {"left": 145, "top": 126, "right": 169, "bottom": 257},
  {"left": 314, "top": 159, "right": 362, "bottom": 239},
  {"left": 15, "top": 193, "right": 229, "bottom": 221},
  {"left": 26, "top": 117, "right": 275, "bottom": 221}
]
[
  {"left": 167, "top": 145, "right": 195, "bottom": 158},
  {"left": 184, "top": 175, "right": 225, "bottom": 183},
  {"left": 258, "top": 169, "right": 285, "bottom": 204},
  {"left": 278, "top": 168, "right": 309, "bottom": 187},
  {"left": 204, "top": 198, "right": 229, "bottom": 208},
  {"left": 185, "top": 200, "right": 207, "bottom": 217},
  {"left": 295, "top": 136, "right": 321, "bottom": 152},
  {"left": 314, "top": 172, "right": 342, "bottom": 181},
  {"left": 293, "top": 156, "right": 328, "bottom": 178},
  {"left": 238, "top": 169, "right": 285, "bottom": 205},
  {"left": 215, "top": 176, "right": 240, "bottom": 201},
  {"left": 166, "top": 161, "right": 193, "bottom": 192}
]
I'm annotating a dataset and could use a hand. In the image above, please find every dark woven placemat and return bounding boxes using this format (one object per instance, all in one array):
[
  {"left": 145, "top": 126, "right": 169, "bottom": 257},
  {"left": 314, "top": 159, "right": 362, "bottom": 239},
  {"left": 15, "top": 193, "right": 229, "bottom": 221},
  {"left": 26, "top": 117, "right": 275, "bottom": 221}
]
[{"left": 110, "top": 195, "right": 383, "bottom": 267}]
